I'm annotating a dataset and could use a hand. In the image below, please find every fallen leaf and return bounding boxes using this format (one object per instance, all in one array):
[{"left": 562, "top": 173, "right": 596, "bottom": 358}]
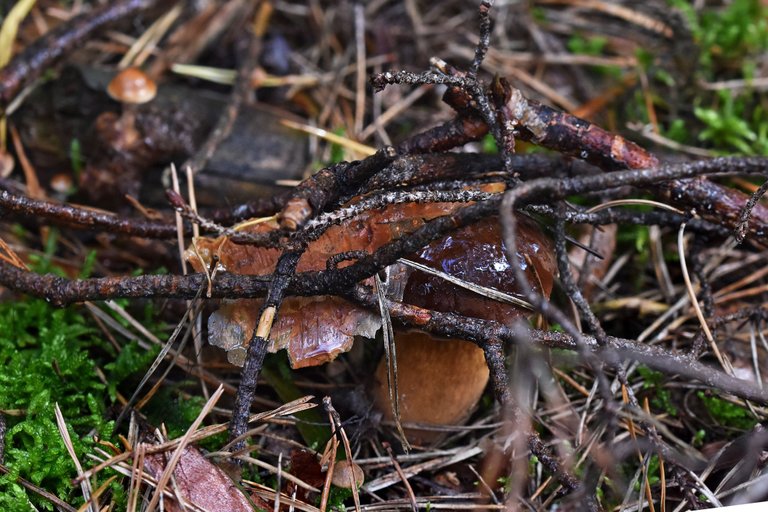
[{"left": 143, "top": 444, "right": 253, "bottom": 512}]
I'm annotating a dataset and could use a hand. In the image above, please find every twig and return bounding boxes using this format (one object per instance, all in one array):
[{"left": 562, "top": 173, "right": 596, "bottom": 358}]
[
  {"left": 736, "top": 178, "right": 768, "bottom": 244},
  {"left": 383, "top": 442, "right": 418, "bottom": 512},
  {"left": 0, "top": 188, "right": 180, "bottom": 238},
  {"left": 469, "top": 1, "right": 494, "bottom": 77},
  {"left": 4, "top": 157, "right": 768, "bottom": 306},
  {"left": 228, "top": 248, "right": 304, "bottom": 449},
  {"left": 278, "top": 146, "right": 396, "bottom": 230}
]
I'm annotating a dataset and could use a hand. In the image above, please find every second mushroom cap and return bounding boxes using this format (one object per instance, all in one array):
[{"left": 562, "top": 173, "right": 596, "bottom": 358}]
[{"left": 107, "top": 67, "right": 157, "bottom": 105}]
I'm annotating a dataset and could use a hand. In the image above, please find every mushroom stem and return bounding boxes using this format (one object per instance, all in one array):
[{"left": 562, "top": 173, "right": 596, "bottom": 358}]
[
  {"left": 373, "top": 331, "right": 490, "bottom": 445},
  {"left": 114, "top": 107, "right": 139, "bottom": 149}
]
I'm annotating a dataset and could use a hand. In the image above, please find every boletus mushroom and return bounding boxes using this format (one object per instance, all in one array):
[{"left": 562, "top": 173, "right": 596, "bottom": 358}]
[
  {"left": 186, "top": 193, "right": 554, "bottom": 445},
  {"left": 371, "top": 216, "right": 556, "bottom": 445}
]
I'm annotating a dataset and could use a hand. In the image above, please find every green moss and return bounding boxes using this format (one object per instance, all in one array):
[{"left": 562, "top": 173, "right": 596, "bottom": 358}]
[
  {"left": 683, "top": 0, "right": 768, "bottom": 75},
  {"left": 0, "top": 299, "right": 104, "bottom": 508},
  {"left": 0, "top": 293, "right": 159, "bottom": 508},
  {"left": 631, "top": 454, "right": 662, "bottom": 492},
  {"left": 698, "top": 392, "right": 757, "bottom": 431},
  {"left": 654, "top": 0, "right": 768, "bottom": 153},
  {"left": 567, "top": 35, "right": 621, "bottom": 77},
  {"left": 481, "top": 133, "right": 498, "bottom": 154},
  {"left": 636, "top": 366, "right": 678, "bottom": 416},
  {"left": 497, "top": 475, "right": 512, "bottom": 494}
]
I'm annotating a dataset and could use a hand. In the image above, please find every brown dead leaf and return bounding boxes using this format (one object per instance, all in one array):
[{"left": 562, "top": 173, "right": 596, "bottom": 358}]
[
  {"left": 188, "top": 200, "right": 488, "bottom": 368},
  {"left": 143, "top": 444, "right": 253, "bottom": 512}
]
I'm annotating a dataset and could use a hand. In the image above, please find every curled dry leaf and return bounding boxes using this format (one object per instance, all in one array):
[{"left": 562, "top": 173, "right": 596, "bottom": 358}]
[
  {"left": 187, "top": 196, "right": 497, "bottom": 368},
  {"left": 143, "top": 444, "right": 252, "bottom": 512},
  {"left": 208, "top": 295, "right": 380, "bottom": 367}
]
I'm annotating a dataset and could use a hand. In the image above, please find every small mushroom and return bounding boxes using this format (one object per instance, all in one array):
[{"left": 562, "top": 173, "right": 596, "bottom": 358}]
[
  {"left": 49, "top": 173, "right": 73, "bottom": 195},
  {"left": 331, "top": 460, "right": 364, "bottom": 489},
  {"left": 105, "top": 67, "right": 157, "bottom": 149},
  {"left": 372, "top": 216, "right": 556, "bottom": 445}
]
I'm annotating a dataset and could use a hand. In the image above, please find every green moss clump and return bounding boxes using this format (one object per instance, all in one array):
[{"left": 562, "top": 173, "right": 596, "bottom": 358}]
[
  {"left": 0, "top": 297, "right": 156, "bottom": 510},
  {"left": 698, "top": 392, "right": 758, "bottom": 431},
  {"left": 636, "top": 366, "right": 678, "bottom": 417}
]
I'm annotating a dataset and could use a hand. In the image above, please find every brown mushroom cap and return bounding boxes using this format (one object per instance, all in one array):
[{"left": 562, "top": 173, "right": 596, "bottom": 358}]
[
  {"left": 107, "top": 67, "right": 157, "bottom": 104},
  {"left": 403, "top": 215, "right": 556, "bottom": 323},
  {"left": 331, "top": 460, "right": 364, "bottom": 489},
  {"left": 49, "top": 173, "right": 73, "bottom": 194}
]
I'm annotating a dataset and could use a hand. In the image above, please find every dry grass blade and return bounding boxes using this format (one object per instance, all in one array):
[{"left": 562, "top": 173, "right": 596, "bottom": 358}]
[
  {"left": 383, "top": 442, "right": 418, "bottom": 512},
  {"left": 245, "top": 481, "right": 321, "bottom": 512},
  {"left": 375, "top": 273, "right": 410, "bottom": 450},
  {"left": 119, "top": 3, "right": 182, "bottom": 69},
  {"left": 537, "top": 0, "right": 673, "bottom": 37},
  {"left": 54, "top": 404, "right": 94, "bottom": 512},
  {"left": 170, "top": 163, "right": 188, "bottom": 274},
  {"left": 324, "top": 397, "right": 362, "bottom": 510},
  {"left": 0, "top": 0, "right": 34, "bottom": 152},
  {"left": 127, "top": 441, "right": 145, "bottom": 512},
  {"left": 10, "top": 125, "right": 42, "bottom": 200},
  {"left": 357, "top": 497, "right": 506, "bottom": 510},
  {"left": 280, "top": 119, "right": 376, "bottom": 157},
  {"left": 0, "top": 236, "right": 28, "bottom": 269},
  {"left": 364, "top": 446, "right": 483, "bottom": 493},
  {"left": 585, "top": 199, "right": 683, "bottom": 215},
  {"left": 318, "top": 433, "right": 338, "bottom": 512},
  {"left": 82, "top": 396, "right": 318, "bottom": 486},
  {"left": 354, "top": 3, "right": 366, "bottom": 136},
  {"left": 229, "top": 454, "right": 321, "bottom": 493},
  {"left": 628, "top": 122, "right": 717, "bottom": 157},
  {"left": 221, "top": 395, "right": 319, "bottom": 452},
  {"left": 360, "top": 84, "right": 431, "bottom": 140},
  {"left": 171, "top": 62, "right": 320, "bottom": 87},
  {"left": 78, "top": 475, "right": 116, "bottom": 512},
  {"left": 677, "top": 221, "right": 731, "bottom": 373},
  {"left": 398, "top": 258, "right": 534, "bottom": 311}
]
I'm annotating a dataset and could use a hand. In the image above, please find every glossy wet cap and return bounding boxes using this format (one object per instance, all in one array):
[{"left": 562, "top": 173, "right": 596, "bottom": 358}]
[
  {"left": 107, "top": 67, "right": 157, "bottom": 104},
  {"left": 403, "top": 216, "right": 556, "bottom": 324}
]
